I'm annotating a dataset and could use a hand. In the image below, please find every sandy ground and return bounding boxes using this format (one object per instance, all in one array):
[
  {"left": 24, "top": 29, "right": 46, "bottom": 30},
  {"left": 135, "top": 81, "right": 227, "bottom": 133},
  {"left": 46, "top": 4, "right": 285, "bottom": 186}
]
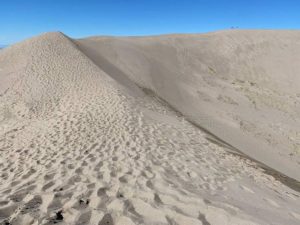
[
  {"left": 77, "top": 30, "right": 300, "bottom": 181},
  {"left": 0, "top": 31, "right": 299, "bottom": 225}
]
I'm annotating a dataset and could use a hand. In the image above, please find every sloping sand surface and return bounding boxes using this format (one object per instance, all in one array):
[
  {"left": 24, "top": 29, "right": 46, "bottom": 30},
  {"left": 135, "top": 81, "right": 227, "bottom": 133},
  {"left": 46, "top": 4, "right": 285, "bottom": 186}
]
[
  {"left": 77, "top": 30, "right": 300, "bottom": 181},
  {"left": 0, "top": 31, "right": 299, "bottom": 224}
]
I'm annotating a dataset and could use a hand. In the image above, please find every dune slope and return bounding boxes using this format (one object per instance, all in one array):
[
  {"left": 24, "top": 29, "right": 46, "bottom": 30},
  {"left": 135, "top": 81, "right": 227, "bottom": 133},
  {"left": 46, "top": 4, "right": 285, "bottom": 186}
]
[
  {"left": 0, "top": 31, "right": 299, "bottom": 225},
  {"left": 77, "top": 30, "right": 300, "bottom": 181}
]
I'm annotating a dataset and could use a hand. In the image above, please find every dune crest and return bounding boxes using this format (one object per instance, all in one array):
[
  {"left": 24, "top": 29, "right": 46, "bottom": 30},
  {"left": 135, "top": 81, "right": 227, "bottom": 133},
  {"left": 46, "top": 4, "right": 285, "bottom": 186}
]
[
  {"left": 77, "top": 30, "right": 300, "bottom": 182},
  {"left": 0, "top": 31, "right": 299, "bottom": 225}
]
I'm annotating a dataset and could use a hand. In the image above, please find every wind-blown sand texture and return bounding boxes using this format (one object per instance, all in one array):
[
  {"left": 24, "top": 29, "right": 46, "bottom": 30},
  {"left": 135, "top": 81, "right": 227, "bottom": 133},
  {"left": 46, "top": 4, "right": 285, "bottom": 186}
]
[{"left": 0, "top": 31, "right": 299, "bottom": 225}]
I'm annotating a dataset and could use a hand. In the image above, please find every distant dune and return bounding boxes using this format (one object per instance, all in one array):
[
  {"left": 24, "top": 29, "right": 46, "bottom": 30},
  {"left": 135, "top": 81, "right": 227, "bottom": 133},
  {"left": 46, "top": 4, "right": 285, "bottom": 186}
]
[{"left": 0, "top": 31, "right": 299, "bottom": 225}]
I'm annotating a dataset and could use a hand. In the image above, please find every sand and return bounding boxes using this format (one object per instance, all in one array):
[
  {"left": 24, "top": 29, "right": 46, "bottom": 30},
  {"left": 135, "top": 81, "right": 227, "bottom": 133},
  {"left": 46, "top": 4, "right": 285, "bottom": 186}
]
[{"left": 0, "top": 31, "right": 299, "bottom": 225}]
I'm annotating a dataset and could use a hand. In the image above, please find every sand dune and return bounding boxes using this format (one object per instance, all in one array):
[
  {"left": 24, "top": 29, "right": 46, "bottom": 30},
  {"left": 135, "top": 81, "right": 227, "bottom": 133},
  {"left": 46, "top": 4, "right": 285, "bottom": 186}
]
[
  {"left": 77, "top": 30, "right": 300, "bottom": 181},
  {"left": 0, "top": 31, "right": 299, "bottom": 225}
]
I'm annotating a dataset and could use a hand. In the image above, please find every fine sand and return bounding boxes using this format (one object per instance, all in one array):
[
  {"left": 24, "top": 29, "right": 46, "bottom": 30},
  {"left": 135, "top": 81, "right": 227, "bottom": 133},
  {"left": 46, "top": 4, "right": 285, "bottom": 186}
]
[{"left": 0, "top": 31, "right": 299, "bottom": 225}]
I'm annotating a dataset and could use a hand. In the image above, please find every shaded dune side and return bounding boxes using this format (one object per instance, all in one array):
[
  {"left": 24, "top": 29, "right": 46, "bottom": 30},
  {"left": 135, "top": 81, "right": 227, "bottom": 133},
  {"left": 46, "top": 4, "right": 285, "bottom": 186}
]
[{"left": 75, "top": 30, "right": 300, "bottom": 182}]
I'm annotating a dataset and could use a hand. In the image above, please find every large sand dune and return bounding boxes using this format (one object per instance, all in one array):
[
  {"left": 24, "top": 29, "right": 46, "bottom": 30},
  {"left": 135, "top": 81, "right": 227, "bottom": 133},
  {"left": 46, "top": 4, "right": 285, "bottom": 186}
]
[{"left": 0, "top": 31, "right": 299, "bottom": 224}]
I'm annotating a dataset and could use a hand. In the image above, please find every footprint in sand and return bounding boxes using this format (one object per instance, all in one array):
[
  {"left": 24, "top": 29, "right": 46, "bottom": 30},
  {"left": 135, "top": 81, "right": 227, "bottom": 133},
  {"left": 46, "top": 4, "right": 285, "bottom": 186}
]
[
  {"left": 98, "top": 213, "right": 114, "bottom": 225},
  {"left": 76, "top": 210, "right": 92, "bottom": 225}
]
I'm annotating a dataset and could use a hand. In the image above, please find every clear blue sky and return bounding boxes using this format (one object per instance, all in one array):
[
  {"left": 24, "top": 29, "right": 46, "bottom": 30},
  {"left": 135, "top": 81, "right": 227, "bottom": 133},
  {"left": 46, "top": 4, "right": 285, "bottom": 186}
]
[{"left": 1, "top": 0, "right": 300, "bottom": 45}]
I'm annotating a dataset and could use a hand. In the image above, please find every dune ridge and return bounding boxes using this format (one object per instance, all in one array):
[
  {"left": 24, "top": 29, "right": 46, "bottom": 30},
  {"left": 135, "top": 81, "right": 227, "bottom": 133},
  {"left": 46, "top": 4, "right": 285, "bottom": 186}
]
[
  {"left": 77, "top": 30, "right": 300, "bottom": 182},
  {"left": 0, "top": 31, "right": 299, "bottom": 225}
]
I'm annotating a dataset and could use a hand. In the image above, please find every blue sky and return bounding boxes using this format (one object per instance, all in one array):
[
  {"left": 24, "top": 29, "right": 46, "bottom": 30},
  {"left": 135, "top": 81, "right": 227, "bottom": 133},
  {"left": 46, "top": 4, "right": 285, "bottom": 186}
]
[{"left": 1, "top": 0, "right": 300, "bottom": 45}]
